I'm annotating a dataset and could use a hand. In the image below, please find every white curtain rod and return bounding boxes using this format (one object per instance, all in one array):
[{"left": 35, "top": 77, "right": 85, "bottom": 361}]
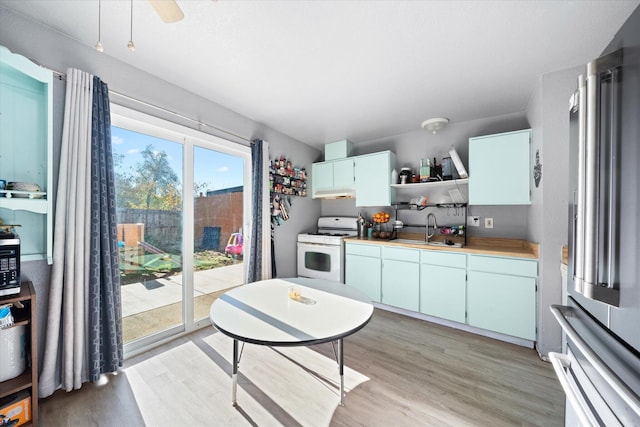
[{"left": 47, "top": 66, "right": 251, "bottom": 144}]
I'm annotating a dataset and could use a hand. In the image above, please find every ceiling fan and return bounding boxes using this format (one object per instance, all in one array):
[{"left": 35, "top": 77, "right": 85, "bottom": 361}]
[{"left": 148, "top": 0, "right": 184, "bottom": 23}]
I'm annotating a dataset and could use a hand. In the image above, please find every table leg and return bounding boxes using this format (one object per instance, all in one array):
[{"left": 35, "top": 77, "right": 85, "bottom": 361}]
[
  {"left": 232, "top": 339, "right": 238, "bottom": 407},
  {"left": 339, "top": 338, "right": 344, "bottom": 406}
]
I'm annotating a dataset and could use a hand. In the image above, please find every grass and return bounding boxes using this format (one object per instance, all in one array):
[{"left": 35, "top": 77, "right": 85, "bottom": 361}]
[{"left": 119, "top": 249, "right": 237, "bottom": 285}]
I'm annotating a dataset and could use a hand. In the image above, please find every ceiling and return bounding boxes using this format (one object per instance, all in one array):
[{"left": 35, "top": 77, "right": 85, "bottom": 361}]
[{"left": 1, "top": 0, "right": 639, "bottom": 148}]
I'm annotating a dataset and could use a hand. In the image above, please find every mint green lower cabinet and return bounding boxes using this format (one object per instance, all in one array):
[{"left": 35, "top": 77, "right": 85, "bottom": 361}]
[
  {"left": 381, "top": 247, "right": 419, "bottom": 311},
  {"left": 467, "top": 270, "right": 536, "bottom": 340},
  {"left": 381, "top": 259, "right": 419, "bottom": 311},
  {"left": 346, "top": 254, "right": 381, "bottom": 302},
  {"left": 419, "top": 251, "right": 466, "bottom": 323},
  {"left": 345, "top": 243, "right": 381, "bottom": 302},
  {"left": 420, "top": 264, "right": 466, "bottom": 323},
  {"left": 346, "top": 243, "right": 538, "bottom": 342}
]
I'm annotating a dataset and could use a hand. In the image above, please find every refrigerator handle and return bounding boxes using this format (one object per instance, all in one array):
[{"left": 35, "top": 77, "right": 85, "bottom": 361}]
[
  {"left": 583, "top": 58, "right": 599, "bottom": 291},
  {"left": 605, "top": 66, "right": 621, "bottom": 292},
  {"left": 549, "top": 352, "right": 600, "bottom": 427},
  {"left": 577, "top": 49, "right": 622, "bottom": 306},
  {"left": 571, "top": 190, "right": 579, "bottom": 285},
  {"left": 574, "top": 75, "right": 586, "bottom": 293},
  {"left": 550, "top": 305, "right": 640, "bottom": 417}
]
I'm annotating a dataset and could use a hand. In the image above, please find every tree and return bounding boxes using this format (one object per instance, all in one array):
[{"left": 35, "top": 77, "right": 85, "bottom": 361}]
[
  {"left": 113, "top": 144, "right": 182, "bottom": 210},
  {"left": 113, "top": 152, "right": 136, "bottom": 208},
  {"left": 135, "top": 145, "right": 180, "bottom": 211},
  {"left": 194, "top": 181, "right": 211, "bottom": 198}
]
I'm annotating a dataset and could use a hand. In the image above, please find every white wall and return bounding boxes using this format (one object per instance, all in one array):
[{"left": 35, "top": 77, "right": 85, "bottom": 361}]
[
  {"left": 526, "top": 64, "right": 583, "bottom": 357},
  {"left": 1, "top": 7, "right": 322, "bottom": 365}
]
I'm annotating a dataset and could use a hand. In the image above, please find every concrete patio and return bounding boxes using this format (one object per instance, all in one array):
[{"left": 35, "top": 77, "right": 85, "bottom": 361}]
[{"left": 121, "top": 262, "right": 244, "bottom": 342}]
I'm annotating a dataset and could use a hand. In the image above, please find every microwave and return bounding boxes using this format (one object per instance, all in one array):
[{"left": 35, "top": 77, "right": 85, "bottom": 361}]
[{"left": 0, "top": 233, "right": 20, "bottom": 296}]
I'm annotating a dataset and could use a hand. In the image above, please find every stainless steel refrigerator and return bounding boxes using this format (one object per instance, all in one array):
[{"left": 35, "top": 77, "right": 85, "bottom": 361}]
[{"left": 550, "top": 5, "right": 640, "bottom": 426}]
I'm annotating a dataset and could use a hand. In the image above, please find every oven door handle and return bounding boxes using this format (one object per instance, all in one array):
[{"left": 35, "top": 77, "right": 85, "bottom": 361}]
[
  {"left": 549, "top": 352, "right": 601, "bottom": 427},
  {"left": 297, "top": 241, "right": 340, "bottom": 248},
  {"left": 551, "top": 305, "right": 640, "bottom": 418}
]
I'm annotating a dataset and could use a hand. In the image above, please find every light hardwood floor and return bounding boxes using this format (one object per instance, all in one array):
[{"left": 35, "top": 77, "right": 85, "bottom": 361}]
[{"left": 39, "top": 309, "right": 564, "bottom": 426}]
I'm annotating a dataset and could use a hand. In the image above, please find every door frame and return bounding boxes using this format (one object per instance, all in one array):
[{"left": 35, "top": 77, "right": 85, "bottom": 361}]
[{"left": 110, "top": 104, "right": 252, "bottom": 357}]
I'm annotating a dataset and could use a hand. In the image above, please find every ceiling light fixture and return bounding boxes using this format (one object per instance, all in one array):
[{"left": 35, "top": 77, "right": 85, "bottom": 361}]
[
  {"left": 95, "top": 0, "right": 104, "bottom": 52},
  {"left": 421, "top": 117, "right": 449, "bottom": 134},
  {"left": 127, "top": 0, "right": 136, "bottom": 51}
]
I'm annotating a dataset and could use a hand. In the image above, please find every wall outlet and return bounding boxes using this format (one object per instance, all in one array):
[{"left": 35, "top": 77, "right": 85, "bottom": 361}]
[
  {"left": 485, "top": 217, "right": 494, "bottom": 228},
  {"left": 467, "top": 216, "right": 480, "bottom": 227}
]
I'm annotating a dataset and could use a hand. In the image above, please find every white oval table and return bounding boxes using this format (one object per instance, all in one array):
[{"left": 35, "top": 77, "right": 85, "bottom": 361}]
[{"left": 209, "top": 277, "right": 374, "bottom": 406}]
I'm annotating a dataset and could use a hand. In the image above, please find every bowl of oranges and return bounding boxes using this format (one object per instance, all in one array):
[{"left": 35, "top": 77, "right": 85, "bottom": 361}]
[{"left": 372, "top": 212, "right": 392, "bottom": 239}]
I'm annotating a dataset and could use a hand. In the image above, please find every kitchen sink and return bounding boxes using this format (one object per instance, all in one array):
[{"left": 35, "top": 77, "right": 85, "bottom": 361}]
[
  {"left": 424, "top": 241, "right": 463, "bottom": 248},
  {"left": 391, "top": 239, "right": 463, "bottom": 248},
  {"left": 391, "top": 239, "right": 429, "bottom": 245}
]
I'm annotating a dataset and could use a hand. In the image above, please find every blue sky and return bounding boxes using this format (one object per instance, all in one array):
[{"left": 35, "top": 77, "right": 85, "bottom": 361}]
[{"left": 111, "top": 126, "right": 244, "bottom": 192}]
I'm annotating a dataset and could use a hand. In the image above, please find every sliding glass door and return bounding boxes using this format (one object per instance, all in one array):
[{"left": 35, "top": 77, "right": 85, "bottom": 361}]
[
  {"left": 192, "top": 145, "right": 246, "bottom": 324},
  {"left": 112, "top": 125, "right": 184, "bottom": 344},
  {"left": 111, "top": 105, "right": 250, "bottom": 353}
]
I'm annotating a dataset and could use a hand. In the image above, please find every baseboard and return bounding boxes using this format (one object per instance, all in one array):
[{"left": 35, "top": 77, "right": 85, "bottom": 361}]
[{"left": 372, "top": 302, "right": 535, "bottom": 349}]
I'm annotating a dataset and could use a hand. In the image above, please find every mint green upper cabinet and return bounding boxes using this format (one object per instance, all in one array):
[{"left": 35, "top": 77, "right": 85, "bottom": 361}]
[
  {"left": 354, "top": 151, "right": 396, "bottom": 207},
  {"left": 345, "top": 243, "right": 381, "bottom": 302},
  {"left": 333, "top": 158, "right": 355, "bottom": 188},
  {"left": 466, "top": 255, "right": 537, "bottom": 340},
  {"left": 312, "top": 161, "right": 334, "bottom": 192},
  {"left": 469, "top": 129, "right": 531, "bottom": 205},
  {"left": 0, "top": 46, "right": 53, "bottom": 263},
  {"left": 311, "top": 158, "right": 354, "bottom": 197},
  {"left": 420, "top": 251, "right": 466, "bottom": 323}
]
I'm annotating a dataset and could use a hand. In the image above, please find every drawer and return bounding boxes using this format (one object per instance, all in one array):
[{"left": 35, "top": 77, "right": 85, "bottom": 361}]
[
  {"left": 468, "top": 255, "right": 537, "bottom": 277},
  {"left": 346, "top": 243, "right": 381, "bottom": 258},
  {"left": 420, "top": 250, "right": 466, "bottom": 269},
  {"left": 382, "top": 246, "right": 419, "bottom": 263}
]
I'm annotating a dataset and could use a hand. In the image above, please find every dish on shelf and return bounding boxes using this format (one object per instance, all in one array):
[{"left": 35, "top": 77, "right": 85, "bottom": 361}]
[
  {"left": 391, "top": 178, "right": 469, "bottom": 188},
  {"left": 0, "top": 224, "right": 21, "bottom": 233},
  {"left": 6, "top": 182, "right": 44, "bottom": 198}
]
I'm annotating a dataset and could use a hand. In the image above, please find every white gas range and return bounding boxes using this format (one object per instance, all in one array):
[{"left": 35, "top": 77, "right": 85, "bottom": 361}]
[{"left": 297, "top": 217, "right": 358, "bottom": 283}]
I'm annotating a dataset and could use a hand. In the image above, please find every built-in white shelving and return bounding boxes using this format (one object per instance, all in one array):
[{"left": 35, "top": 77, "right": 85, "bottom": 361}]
[{"left": 391, "top": 178, "right": 469, "bottom": 189}]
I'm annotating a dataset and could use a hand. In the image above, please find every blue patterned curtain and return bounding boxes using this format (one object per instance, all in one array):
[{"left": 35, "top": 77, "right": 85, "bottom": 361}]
[
  {"left": 247, "top": 139, "right": 264, "bottom": 282},
  {"left": 247, "top": 139, "right": 272, "bottom": 282},
  {"left": 89, "top": 76, "right": 123, "bottom": 380}
]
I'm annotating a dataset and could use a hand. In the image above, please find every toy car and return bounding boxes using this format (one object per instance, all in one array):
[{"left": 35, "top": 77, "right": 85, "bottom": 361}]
[{"left": 225, "top": 233, "right": 243, "bottom": 258}]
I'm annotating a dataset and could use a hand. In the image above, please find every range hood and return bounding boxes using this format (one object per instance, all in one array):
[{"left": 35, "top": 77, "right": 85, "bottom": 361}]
[{"left": 313, "top": 187, "right": 356, "bottom": 199}]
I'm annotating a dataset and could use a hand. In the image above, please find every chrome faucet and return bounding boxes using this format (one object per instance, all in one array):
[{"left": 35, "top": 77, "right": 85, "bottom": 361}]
[{"left": 426, "top": 212, "right": 438, "bottom": 242}]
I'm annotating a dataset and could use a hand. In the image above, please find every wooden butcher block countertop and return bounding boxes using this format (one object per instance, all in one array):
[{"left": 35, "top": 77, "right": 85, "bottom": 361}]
[{"left": 345, "top": 234, "right": 539, "bottom": 260}]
